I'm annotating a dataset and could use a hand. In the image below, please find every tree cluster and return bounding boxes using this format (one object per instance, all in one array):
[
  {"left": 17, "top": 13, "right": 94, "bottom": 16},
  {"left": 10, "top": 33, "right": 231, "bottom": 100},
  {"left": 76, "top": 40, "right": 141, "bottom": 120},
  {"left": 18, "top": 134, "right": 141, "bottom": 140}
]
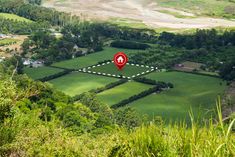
[
  {"left": 0, "top": 0, "right": 79, "bottom": 26},
  {"left": 110, "top": 40, "right": 151, "bottom": 50},
  {"left": 0, "top": 17, "right": 47, "bottom": 35},
  {"left": 159, "top": 29, "right": 235, "bottom": 50},
  {"left": 220, "top": 58, "right": 235, "bottom": 81}
]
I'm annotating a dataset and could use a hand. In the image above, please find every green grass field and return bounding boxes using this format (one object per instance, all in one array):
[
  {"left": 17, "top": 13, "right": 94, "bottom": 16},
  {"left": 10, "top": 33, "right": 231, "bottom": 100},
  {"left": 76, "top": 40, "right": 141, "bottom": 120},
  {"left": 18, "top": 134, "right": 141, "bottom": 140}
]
[
  {"left": 0, "top": 38, "right": 19, "bottom": 46},
  {"left": 97, "top": 81, "right": 153, "bottom": 106},
  {"left": 0, "top": 13, "right": 33, "bottom": 22},
  {"left": 49, "top": 72, "right": 119, "bottom": 96},
  {"left": 157, "top": 0, "right": 235, "bottom": 18},
  {"left": 90, "top": 63, "right": 151, "bottom": 77},
  {"left": 24, "top": 67, "right": 64, "bottom": 80},
  {"left": 52, "top": 47, "right": 143, "bottom": 69},
  {"left": 129, "top": 71, "right": 227, "bottom": 123}
]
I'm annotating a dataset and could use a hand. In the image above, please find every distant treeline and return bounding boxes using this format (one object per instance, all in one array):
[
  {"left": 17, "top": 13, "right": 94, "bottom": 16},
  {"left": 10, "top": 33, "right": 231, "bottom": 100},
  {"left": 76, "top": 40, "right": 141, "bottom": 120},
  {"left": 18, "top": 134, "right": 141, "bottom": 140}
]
[
  {"left": 159, "top": 29, "right": 235, "bottom": 49},
  {"left": 110, "top": 40, "right": 151, "bottom": 50}
]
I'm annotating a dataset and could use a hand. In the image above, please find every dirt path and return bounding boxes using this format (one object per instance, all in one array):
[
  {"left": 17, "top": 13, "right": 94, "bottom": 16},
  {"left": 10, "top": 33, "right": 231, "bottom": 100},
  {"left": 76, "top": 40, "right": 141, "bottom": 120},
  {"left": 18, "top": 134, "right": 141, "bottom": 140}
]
[{"left": 43, "top": 0, "right": 235, "bottom": 29}]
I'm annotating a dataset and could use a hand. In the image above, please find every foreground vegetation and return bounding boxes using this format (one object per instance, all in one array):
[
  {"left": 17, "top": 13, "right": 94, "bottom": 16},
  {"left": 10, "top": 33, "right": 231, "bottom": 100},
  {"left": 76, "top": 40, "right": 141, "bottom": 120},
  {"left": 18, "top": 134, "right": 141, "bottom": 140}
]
[{"left": 0, "top": 73, "right": 234, "bottom": 156}]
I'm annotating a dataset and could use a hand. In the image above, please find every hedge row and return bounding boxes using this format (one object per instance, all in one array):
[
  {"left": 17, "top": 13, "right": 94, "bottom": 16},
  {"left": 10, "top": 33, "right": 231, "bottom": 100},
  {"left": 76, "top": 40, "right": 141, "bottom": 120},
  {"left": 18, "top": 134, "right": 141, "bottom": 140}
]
[
  {"left": 72, "top": 79, "right": 128, "bottom": 101},
  {"left": 38, "top": 70, "right": 72, "bottom": 82},
  {"left": 134, "top": 77, "right": 174, "bottom": 88},
  {"left": 111, "top": 86, "right": 161, "bottom": 109},
  {"left": 89, "top": 79, "right": 128, "bottom": 94},
  {"left": 169, "top": 69, "right": 220, "bottom": 78},
  {"left": 111, "top": 82, "right": 172, "bottom": 109},
  {"left": 110, "top": 40, "right": 151, "bottom": 50}
]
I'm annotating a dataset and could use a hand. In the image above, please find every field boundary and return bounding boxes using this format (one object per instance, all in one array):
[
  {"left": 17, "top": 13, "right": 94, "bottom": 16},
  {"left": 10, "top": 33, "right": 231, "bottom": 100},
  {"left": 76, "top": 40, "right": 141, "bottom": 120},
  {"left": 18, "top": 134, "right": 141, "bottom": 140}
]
[
  {"left": 77, "top": 61, "right": 158, "bottom": 79},
  {"left": 169, "top": 69, "right": 220, "bottom": 78}
]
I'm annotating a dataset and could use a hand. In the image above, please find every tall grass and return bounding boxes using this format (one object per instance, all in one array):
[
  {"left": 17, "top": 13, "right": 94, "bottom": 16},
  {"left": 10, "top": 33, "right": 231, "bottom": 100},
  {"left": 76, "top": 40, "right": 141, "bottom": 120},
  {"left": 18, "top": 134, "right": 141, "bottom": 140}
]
[{"left": 109, "top": 100, "right": 235, "bottom": 157}]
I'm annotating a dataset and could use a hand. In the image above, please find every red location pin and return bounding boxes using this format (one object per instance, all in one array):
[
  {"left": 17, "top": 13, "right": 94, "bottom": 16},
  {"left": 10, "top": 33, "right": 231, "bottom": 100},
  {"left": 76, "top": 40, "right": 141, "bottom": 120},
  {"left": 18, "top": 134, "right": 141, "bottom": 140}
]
[{"left": 113, "top": 52, "right": 128, "bottom": 70}]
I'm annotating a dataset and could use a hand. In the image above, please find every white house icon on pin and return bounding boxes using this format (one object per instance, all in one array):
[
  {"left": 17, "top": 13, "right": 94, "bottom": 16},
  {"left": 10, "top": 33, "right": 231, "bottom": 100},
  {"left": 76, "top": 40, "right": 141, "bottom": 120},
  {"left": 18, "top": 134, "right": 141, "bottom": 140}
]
[{"left": 117, "top": 56, "right": 124, "bottom": 63}]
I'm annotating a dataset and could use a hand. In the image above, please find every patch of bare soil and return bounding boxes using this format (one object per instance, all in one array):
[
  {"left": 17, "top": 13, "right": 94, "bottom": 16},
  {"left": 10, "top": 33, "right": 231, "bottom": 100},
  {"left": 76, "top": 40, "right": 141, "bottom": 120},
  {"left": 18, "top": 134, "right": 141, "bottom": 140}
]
[
  {"left": 43, "top": 0, "right": 235, "bottom": 29},
  {"left": 0, "top": 35, "right": 27, "bottom": 58}
]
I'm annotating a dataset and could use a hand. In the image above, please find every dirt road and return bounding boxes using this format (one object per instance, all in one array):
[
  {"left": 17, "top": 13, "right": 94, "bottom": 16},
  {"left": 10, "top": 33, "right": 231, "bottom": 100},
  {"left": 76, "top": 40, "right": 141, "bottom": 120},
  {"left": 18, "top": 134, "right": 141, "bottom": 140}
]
[{"left": 43, "top": 0, "right": 235, "bottom": 29}]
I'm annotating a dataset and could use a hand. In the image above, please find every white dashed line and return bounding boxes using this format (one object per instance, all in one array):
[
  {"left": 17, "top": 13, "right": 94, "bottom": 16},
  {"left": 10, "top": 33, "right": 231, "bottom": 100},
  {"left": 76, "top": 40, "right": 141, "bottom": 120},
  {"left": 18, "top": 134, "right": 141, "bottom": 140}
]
[{"left": 78, "top": 61, "right": 158, "bottom": 79}]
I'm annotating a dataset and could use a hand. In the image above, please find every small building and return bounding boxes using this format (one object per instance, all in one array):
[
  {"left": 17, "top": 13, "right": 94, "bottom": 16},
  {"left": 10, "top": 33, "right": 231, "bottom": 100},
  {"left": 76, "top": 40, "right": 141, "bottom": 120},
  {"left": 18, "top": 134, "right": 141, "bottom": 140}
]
[
  {"left": 23, "top": 59, "right": 31, "bottom": 66},
  {"left": 0, "top": 57, "right": 5, "bottom": 62},
  {"left": 175, "top": 64, "right": 184, "bottom": 67},
  {"left": 0, "top": 34, "right": 6, "bottom": 39}
]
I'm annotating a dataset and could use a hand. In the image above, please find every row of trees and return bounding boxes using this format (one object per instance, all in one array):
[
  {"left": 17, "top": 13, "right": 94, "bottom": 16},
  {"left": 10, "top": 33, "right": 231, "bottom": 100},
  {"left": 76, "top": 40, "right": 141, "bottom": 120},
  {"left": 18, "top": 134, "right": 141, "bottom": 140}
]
[
  {"left": 110, "top": 40, "right": 150, "bottom": 50},
  {"left": 134, "top": 77, "right": 174, "bottom": 88},
  {"left": 89, "top": 79, "right": 128, "bottom": 94}
]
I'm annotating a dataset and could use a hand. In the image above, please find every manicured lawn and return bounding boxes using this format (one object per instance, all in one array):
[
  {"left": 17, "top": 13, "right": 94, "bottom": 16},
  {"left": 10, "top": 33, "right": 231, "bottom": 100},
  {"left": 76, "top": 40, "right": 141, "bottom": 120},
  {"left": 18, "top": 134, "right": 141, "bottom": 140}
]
[
  {"left": 89, "top": 63, "right": 151, "bottom": 77},
  {"left": 0, "top": 13, "right": 33, "bottom": 23},
  {"left": 49, "top": 72, "right": 119, "bottom": 96},
  {"left": 129, "top": 71, "right": 227, "bottom": 123},
  {"left": 52, "top": 47, "right": 143, "bottom": 69},
  {"left": 24, "top": 67, "right": 64, "bottom": 80},
  {"left": 97, "top": 81, "right": 153, "bottom": 106}
]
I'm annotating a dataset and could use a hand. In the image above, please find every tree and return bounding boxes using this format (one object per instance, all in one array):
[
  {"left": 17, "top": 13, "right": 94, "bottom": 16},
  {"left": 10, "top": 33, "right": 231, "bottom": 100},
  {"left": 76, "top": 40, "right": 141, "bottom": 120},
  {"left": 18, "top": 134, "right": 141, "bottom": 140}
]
[{"left": 114, "top": 107, "right": 141, "bottom": 129}]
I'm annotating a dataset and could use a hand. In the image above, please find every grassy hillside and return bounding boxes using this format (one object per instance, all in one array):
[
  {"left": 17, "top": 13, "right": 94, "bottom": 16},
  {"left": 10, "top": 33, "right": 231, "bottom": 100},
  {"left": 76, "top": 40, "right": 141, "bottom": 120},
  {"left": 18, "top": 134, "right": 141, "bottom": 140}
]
[
  {"left": 129, "top": 71, "right": 227, "bottom": 122},
  {"left": 157, "top": 0, "right": 235, "bottom": 18},
  {"left": 0, "top": 13, "right": 33, "bottom": 22}
]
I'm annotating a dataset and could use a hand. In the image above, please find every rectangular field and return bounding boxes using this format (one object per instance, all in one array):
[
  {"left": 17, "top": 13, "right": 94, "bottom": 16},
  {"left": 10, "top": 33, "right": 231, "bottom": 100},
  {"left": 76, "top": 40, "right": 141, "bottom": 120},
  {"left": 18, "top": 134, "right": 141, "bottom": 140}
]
[
  {"left": 97, "top": 81, "right": 153, "bottom": 106},
  {"left": 24, "top": 67, "right": 64, "bottom": 80},
  {"left": 49, "top": 72, "right": 119, "bottom": 96},
  {"left": 129, "top": 71, "right": 227, "bottom": 123},
  {"left": 52, "top": 47, "right": 143, "bottom": 69},
  {"left": 89, "top": 63, "right": 152, "bottom": 78}
]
